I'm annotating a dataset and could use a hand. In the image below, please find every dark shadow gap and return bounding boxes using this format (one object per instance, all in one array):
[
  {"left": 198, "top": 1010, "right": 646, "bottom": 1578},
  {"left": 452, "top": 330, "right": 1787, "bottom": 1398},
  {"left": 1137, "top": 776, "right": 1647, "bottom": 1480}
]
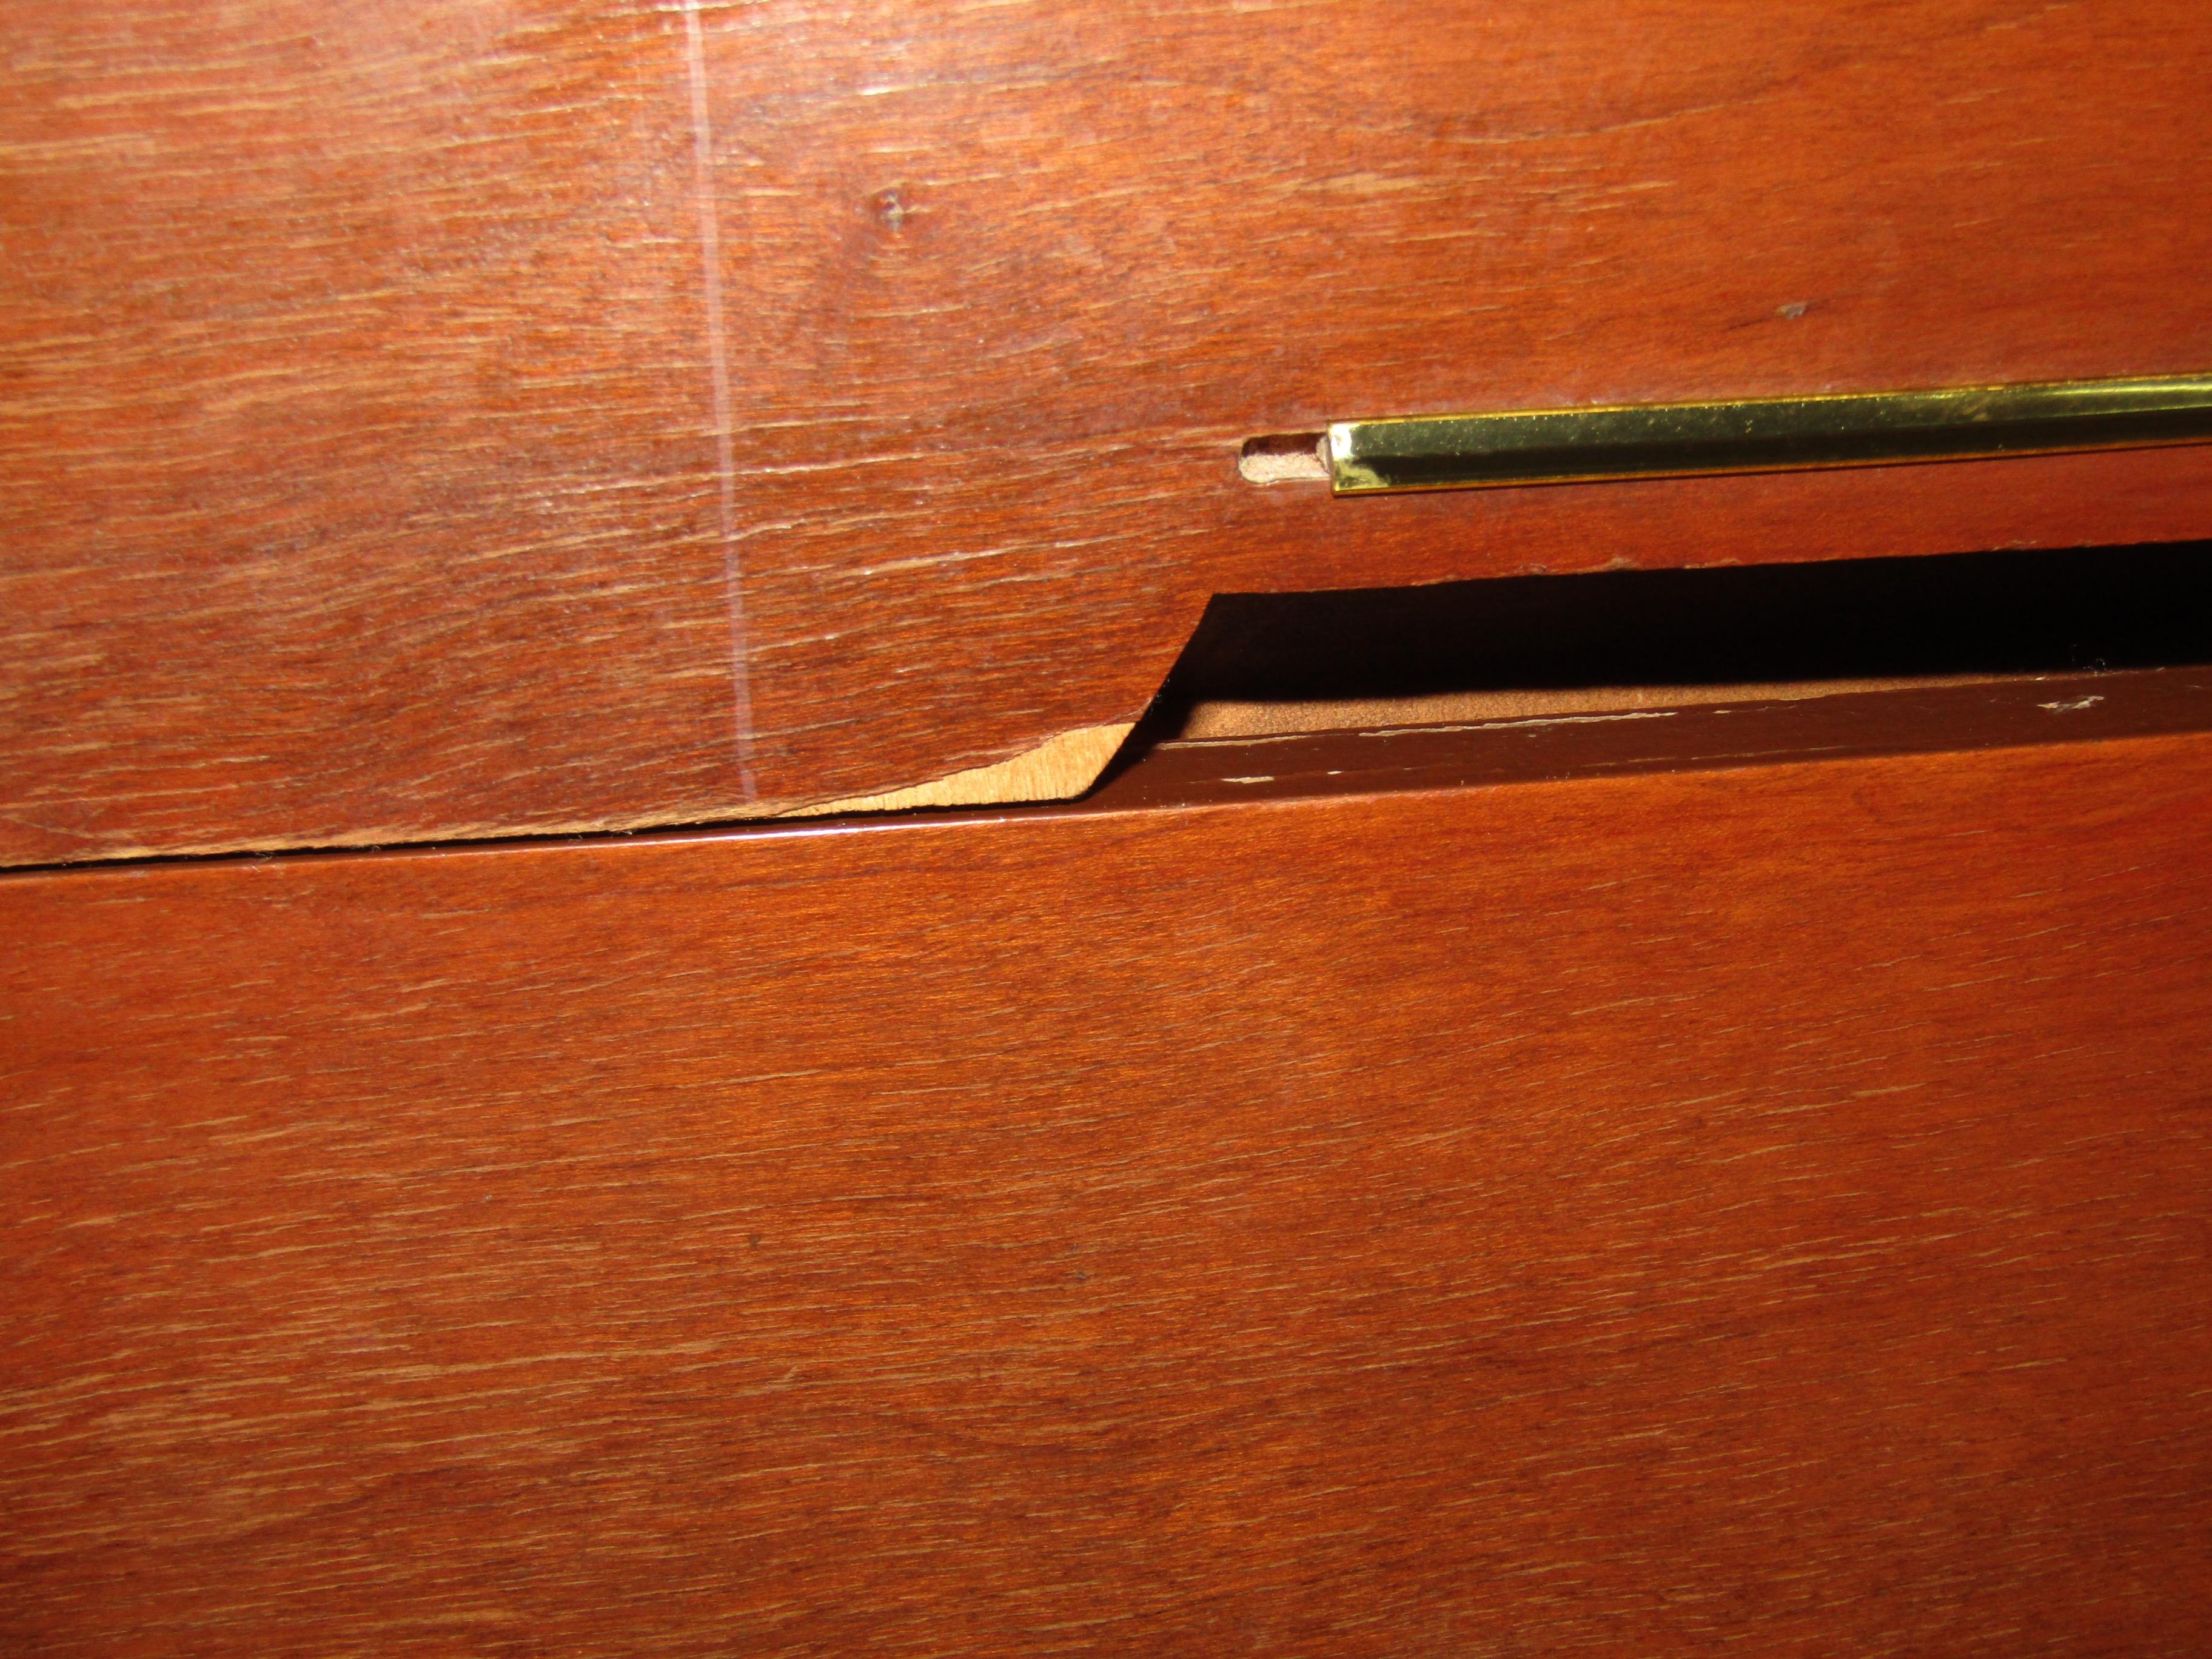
[
  {"left": 1181, "top": 535, "right": 2199, "bottom": 705},
  {"left": 1092, "top": 537, "right": 2212, "bottom": 788}
]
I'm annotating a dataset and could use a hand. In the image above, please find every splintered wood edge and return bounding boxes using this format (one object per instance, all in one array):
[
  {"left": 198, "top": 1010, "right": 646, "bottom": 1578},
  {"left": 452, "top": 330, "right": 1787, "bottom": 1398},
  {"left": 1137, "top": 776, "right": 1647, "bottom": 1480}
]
[{"left": 779, "top": 722, "right": 1136, "bottom": 819}]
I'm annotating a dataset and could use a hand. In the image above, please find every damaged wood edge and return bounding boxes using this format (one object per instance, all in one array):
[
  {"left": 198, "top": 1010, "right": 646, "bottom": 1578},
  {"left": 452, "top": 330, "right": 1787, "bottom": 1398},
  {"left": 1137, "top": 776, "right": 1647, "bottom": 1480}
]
[
  {"left": 1236, "top": 431, "right": 1330, "bottom": 484},
  {"left": 0, "top": 725, "right": 1139, "bottom": 866},
  {"left": 777, "top": 722, "right": 1137, "bottom": 819},
  {"left": 1172, "top": 672, "right": 2017, "bottom": 740}
]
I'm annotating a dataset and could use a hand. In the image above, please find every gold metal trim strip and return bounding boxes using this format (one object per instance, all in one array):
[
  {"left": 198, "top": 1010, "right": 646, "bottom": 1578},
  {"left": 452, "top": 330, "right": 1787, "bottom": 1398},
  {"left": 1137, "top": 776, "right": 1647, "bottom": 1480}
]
[{"left": 1325, "top": 374, "right": 2212, "bottom": 494}]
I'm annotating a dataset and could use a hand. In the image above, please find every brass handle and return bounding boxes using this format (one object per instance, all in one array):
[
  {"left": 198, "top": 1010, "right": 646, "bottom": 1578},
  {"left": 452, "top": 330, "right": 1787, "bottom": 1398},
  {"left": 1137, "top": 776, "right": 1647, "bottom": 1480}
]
[{"left": 1305, "top": 374, "right": 2212, "bottom": 494}]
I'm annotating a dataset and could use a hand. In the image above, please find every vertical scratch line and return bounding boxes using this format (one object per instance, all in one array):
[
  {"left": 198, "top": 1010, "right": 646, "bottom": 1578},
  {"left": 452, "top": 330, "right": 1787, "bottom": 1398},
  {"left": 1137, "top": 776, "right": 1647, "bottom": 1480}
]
[{"left": 683, "top": 0, "right": 758, "bottom": 801}]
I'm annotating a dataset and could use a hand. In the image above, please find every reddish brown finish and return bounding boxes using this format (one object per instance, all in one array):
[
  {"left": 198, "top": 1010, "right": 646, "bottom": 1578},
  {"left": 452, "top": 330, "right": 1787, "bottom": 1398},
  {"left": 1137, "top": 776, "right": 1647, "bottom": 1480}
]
[
  {"left": 1102, "top": 667, "right": 2212, "bottom": 811},
  {"left": 4, "top": 1, "right": 2212, "bottom": 862},
  {"left": 5, "top": 708, "right": 2212, "bottom": 1652}
]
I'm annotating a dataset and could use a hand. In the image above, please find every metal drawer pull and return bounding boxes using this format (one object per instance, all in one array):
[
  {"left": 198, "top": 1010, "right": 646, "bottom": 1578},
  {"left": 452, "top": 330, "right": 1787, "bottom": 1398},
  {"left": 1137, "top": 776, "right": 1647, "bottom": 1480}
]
[{"left": 1243, "top": 374, "right": 2212, "bottom": 494}]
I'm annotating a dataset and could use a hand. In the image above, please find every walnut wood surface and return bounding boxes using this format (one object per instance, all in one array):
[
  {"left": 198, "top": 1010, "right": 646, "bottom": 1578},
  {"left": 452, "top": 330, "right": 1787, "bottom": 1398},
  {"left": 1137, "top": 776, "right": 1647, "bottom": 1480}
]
[
  {"left": 5, "top": 1, "right": 2212, "bottom": 863},
  {"left": 5, "top": 709, "right": 2212, "bottom": 1652}
]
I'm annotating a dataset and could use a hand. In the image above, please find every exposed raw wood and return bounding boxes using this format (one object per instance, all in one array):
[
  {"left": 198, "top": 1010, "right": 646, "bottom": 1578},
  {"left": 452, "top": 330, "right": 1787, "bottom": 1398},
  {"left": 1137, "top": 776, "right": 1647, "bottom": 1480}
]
[
  {"left": 4, "top": 0, "right": 2211, "bottom": 862},
  {"left": 1236, "top": 433, "right": 1330, "bottom": 484},
  {"left": 1174, "top": 672, "right": 2011, "bottom": 740},
  {"left": 784, "top": 720, "right": 1134, "bottom": 817}
]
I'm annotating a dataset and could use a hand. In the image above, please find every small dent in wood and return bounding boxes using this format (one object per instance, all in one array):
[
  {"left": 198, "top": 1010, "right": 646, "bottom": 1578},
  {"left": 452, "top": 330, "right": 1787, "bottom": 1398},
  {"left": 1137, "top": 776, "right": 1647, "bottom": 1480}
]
[{"left": 870, "top": 186, "right": 914, "bottom": 232}]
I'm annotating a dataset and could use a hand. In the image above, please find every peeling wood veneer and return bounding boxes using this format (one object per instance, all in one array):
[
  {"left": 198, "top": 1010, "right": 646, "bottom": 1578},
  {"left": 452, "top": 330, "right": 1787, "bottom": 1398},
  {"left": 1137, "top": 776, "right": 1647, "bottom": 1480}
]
[
  {"left": 783, "top": 720, "right": 1135, "bottom": 817},
  {"left": 2, "top": 1, "right": 2211, "bottom": 862}
]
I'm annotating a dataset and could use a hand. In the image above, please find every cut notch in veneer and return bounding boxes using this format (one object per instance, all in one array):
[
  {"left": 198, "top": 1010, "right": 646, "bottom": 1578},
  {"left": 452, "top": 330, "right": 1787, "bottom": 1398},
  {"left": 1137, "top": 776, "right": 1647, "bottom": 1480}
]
[
  {"left": 1236, "top": 431, "right": 1329, "bottom": 484},
  {"left": 1133, "top": 539, "right": 2212, "bottom": 747},
  {"left": 780, "top": 540, "right": 2211, "bottom": 824}
]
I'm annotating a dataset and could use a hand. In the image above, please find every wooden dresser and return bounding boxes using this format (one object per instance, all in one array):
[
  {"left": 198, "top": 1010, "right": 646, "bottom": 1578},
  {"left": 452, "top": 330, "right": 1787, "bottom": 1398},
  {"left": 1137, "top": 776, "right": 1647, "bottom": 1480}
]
[{"left": 4, "top": 2, "right": 2210, "bottom": 1651}]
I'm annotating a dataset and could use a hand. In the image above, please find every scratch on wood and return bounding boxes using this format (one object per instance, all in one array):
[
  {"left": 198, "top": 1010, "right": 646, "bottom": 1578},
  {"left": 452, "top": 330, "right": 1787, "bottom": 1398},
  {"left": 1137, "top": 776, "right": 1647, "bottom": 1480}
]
[{"left": 683, "top": 0, "right": 758, "bottom": 801}]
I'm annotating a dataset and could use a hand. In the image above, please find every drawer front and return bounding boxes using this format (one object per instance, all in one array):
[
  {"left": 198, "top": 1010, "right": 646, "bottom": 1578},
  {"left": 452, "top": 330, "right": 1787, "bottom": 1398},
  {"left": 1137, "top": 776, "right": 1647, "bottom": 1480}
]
[
  {"left": 5, "top": 1, "right": 2211, "bottom": 863},
  {"left": 5, "top": 695, "right": 2211, "bottom": 1651}
]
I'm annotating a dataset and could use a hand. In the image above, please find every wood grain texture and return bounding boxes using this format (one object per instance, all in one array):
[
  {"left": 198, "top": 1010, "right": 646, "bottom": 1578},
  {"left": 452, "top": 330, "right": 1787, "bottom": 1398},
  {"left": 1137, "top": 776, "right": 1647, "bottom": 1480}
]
[
  {"left": 5, "top": 0, "right": 2212, "bottom": 862},
  {"left": 4, "top": 703, "right": 2212, "bottom": 1653}
]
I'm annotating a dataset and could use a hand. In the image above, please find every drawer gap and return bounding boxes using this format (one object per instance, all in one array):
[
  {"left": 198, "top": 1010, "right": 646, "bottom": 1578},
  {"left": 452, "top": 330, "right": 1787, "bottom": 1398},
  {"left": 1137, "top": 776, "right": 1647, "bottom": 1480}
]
[{"left": 1139, "top": 539, "right": 2212, "bottom": 745}]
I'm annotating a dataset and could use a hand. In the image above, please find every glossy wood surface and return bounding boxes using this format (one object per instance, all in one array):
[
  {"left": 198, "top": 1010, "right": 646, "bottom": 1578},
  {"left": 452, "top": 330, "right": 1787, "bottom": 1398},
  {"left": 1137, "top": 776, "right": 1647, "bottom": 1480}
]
[
  {"left": 5, "top": 1, "right": 2212, "bottom": 862},
  {"left": 6, "top": 699, "right": 2211, "bottom": 1652}
]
